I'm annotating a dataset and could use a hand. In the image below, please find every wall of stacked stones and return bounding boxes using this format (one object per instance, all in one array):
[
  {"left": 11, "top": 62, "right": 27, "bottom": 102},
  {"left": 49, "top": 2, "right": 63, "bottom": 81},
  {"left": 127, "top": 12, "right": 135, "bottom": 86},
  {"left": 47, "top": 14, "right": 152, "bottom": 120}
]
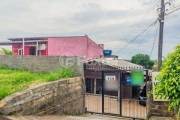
[{"left": 0, "top": 77, "right": 85, "bottom": 115}]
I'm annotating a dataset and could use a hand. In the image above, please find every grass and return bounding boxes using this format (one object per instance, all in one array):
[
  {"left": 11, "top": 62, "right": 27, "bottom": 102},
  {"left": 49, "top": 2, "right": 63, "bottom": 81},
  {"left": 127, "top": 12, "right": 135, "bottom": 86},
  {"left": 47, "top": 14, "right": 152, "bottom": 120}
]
[{"left": 0, "top": 64, "right": 76, "bottom": 100}]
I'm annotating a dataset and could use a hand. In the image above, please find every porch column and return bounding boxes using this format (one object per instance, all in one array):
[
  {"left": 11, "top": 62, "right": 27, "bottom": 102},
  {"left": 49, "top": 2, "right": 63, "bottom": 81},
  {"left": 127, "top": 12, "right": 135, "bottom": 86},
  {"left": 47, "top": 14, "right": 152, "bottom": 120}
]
[
  {"left": 94, "top": 79, "right": 96, "bottom": 94},
  {"left": 36, "top": 41, "right": 39, "bottom": 56},
  {"left": 23, "top": 38, "right": 25, "bottom": 56}
]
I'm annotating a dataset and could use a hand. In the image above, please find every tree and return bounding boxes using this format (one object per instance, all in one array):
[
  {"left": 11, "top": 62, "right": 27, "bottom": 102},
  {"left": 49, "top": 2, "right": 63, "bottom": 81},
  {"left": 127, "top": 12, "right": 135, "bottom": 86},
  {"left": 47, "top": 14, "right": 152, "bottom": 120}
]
[
  {"left": 131, "top": 54, "right": 154, "bottom": 69},
  {"left": 1, "top": 48, "right": 13, "bottom": 55},
  {"left": 156, "top": 44, "right": 180, "bottom": 115}
]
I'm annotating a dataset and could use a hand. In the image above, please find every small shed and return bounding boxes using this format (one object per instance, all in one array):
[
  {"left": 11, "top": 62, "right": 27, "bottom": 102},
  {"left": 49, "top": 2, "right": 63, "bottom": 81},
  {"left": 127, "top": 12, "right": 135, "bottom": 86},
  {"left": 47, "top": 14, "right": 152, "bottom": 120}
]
[{"left": 84, "top": 58, "right": 148, "bottom": 99}]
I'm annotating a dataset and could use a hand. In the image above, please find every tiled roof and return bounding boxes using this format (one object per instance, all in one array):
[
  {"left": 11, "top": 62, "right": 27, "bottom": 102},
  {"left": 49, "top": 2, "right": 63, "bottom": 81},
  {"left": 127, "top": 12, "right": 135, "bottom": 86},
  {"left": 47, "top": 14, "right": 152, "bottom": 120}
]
[{"left": 86, "top": 58, "right": 144, "bottom": 70}]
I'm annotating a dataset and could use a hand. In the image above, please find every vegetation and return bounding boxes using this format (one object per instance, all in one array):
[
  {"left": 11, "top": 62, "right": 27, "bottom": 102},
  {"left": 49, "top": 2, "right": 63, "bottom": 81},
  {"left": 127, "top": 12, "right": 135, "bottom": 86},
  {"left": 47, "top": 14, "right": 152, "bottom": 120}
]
[
  {"left": 1, "top": 48, "right": 13, "bottom": 55},
  {"left": 155, "top": 44, "right": 180, "bottom": 117},
  {"left": 0, "top": 65, "right": 76, "bottom": 100},
  {"left": 131, "top": 54, "right": 154, "bottom": 69},
  {"left": 152, "top": 60, "right": 158, "bottom": 71}
]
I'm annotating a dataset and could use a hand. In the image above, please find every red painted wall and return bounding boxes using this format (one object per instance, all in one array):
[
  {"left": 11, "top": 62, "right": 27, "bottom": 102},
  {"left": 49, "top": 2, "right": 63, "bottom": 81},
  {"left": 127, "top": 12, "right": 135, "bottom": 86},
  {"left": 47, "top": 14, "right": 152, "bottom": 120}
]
[
  {"left": 87, "top": 38, "right": 104, "bottom": 60},
  {"left": 12, "top": 45, "right": 21, "bottom": 55},
  {"left": 12, "top": 45, "right": 32, "bottom": 55},
  {"left": 47, "top": 36, "right": 103, "bottom": 60},
  {"left": 11, "top": 36, "right": 103, "bottom": 59},
  {"left": 38, "top": 43, "right": 48, "bottom": 56},
  {"left": 24, "top": 46, "right": 29, "bottom": 55}
]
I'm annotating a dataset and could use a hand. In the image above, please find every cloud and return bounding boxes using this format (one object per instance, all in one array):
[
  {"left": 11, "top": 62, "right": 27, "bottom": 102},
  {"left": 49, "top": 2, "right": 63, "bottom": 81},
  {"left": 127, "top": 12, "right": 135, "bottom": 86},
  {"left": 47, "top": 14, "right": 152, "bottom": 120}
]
[{"left": 0, "top": 0, "right": 179, "bottom": 60}]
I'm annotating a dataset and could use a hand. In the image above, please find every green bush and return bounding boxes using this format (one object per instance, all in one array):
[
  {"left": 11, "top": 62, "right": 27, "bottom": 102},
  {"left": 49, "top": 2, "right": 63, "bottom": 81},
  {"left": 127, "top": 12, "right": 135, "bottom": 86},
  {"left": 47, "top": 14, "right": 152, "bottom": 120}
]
[
  {"left": 155, "top": 44, "right": 180, "bottom": 112},
  {"left": 0, "top": 65, "right": 76, "bottom": 100},
  {"left": 1, "top": 48, "right": 14, "bottom": 55}
]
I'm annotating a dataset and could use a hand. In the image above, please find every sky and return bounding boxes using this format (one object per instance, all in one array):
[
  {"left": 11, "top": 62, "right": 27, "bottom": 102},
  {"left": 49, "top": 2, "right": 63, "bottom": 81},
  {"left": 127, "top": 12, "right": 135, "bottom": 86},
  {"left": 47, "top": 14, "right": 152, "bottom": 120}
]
[{"left": 0, "top": 0, "right": 179, "bottom": 60}]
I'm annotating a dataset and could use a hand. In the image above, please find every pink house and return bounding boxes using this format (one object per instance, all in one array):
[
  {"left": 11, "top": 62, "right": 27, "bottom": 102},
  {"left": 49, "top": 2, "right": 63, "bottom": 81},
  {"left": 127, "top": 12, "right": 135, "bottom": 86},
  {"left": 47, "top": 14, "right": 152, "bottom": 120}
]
[{"left": 0, "top": 35, "right": 104, "bottom": 60}]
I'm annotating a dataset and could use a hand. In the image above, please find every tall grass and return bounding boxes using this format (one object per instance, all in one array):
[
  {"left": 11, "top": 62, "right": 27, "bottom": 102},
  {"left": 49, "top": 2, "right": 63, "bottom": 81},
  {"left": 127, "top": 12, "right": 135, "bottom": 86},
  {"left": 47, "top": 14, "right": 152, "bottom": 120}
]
[{"left": 0, "top": 65, "right": 76, "bottom": 100}]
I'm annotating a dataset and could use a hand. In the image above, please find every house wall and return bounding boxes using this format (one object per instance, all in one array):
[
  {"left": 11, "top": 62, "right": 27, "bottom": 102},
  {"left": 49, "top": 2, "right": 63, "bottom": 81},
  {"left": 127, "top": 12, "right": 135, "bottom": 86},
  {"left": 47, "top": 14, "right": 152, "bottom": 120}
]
[
  {"left": 87, "top": 38, "right": 103, "bottom": 60},
  {"left": 24, "top": 46, "right": 29, "bottom": 55},
  {"left": 11, "top": 36, "right": 103, "bottom": 59},
  {"left": 48, "top": 36, "right": 87, "bottom": 57},
  {"left": 12, "top": 45, "right": 31, "bottom": 55},
  {"left": 12, "top": 45, "right": 21, "bottom": 55},
  {"left": 12, "top": 43, "right": 48, "bottom": 56},
  {"left": 47, "top": 36, "right": 103, "bottom": 60},
  {"left": 39, "top": 43, "right": 48, "bottom": 56}
]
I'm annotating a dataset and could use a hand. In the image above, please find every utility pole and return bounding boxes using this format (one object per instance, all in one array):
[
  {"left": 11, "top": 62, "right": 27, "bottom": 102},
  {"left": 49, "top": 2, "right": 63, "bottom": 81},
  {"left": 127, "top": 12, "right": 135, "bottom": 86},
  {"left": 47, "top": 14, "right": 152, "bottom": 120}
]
[{"left": 158, "top": 0, "right": 165, "bottom": 71}]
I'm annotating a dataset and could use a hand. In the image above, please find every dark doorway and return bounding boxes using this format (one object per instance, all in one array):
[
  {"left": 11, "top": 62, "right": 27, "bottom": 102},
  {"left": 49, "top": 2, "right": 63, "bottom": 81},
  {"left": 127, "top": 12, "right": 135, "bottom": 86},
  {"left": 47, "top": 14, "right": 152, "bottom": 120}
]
[{"left": 29, "top": 46, "right": 36, "bottom": 55}]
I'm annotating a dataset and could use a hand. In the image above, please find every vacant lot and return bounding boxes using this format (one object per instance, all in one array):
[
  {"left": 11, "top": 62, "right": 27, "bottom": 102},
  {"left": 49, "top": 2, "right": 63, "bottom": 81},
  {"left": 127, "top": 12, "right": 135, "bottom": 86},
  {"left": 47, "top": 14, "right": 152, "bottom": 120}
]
[{"left": 0, "top": 65, "right": 75, "bottom": 100}]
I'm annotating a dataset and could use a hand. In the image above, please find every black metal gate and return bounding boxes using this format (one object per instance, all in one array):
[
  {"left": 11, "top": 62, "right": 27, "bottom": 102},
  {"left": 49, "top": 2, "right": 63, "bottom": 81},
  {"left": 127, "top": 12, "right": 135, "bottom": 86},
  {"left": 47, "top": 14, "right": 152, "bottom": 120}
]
[{"left": 85, "top": 69, "right": 148, "bottom": 120}]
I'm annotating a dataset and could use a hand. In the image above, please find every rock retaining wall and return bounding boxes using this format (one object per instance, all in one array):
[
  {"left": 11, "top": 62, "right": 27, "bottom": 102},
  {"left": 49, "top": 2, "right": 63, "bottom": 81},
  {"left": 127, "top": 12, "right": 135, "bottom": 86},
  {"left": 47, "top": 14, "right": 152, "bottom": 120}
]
[{"left": 0, "top": 77, "right": 85, "bottom": 115}]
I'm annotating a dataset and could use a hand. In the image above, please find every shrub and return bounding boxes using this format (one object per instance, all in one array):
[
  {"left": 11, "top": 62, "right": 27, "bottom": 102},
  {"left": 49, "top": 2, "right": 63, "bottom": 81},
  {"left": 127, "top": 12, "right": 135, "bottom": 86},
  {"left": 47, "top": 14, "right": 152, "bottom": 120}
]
[{"left": 155, "top": 44, "right": 180, "bottom": 116}]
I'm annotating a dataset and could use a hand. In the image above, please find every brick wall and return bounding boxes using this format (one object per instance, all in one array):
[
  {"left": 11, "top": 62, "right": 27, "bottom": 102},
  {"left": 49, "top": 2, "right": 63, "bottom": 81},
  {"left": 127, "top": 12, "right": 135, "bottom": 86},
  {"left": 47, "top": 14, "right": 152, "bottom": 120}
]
[
  {"left": 0, "top": 55, "right": 83, "bottom": 77},
  {"left": 0, "top": 77, "right": 85, "bottom": 115},
  {"left": 146, "top": 81, "right": 173, "bottom": 118}
]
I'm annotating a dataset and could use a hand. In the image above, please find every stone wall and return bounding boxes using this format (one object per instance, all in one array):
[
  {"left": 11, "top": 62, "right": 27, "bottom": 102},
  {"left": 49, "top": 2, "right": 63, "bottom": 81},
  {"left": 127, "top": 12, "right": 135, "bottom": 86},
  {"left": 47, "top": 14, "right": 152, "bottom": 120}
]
[
  {"left": 0, "top": 77, "right": 85, "bottom": 115},
  {"left": 0, "top": 55, "right": 83, "bottom": 76},
  {"left": 146, "top": 81, "right": 173, "bottom": 118}
]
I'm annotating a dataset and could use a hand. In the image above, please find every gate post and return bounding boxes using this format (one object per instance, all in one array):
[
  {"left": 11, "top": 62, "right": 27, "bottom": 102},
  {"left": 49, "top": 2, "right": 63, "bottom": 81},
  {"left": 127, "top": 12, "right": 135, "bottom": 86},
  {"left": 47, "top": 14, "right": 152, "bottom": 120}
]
[
  {"left": 102, "top": 70, "right": 104, "bottom": 114},
  {"left": 119, "top": 71, "right": 122, "bottom": 116}
]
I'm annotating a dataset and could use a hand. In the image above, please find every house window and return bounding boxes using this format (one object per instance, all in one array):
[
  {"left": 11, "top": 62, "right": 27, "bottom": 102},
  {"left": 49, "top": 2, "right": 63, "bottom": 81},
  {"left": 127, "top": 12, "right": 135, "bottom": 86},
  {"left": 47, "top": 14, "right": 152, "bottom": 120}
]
[{"left": 29, "top": 46, "right": 36, "bottom": 55}]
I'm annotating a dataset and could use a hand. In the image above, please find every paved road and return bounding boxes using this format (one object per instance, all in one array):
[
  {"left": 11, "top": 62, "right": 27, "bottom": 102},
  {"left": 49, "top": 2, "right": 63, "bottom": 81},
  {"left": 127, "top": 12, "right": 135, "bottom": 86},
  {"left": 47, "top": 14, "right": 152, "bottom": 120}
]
[
  {"left": 6, "top": 114, "right": 132, "bottom": 120},
  {"left": 5, "top": 114, "right": 175, "bottom": 120}
]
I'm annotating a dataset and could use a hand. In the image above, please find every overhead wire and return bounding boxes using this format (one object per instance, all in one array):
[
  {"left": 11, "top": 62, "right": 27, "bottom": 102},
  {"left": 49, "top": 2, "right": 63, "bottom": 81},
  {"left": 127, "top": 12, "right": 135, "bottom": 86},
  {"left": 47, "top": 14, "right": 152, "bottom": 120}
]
[
  {"left": 124, "top": 21, "right": 157, "bottom": 59},
  {"left": 150, "top": 22, "right": 159, "bottom": 58},
  {"left": 115, "top": 19, "right": 158, "bottom": 55},
  {"left": 165, "top": 5, "right": 180, "bottom": 15},
  {"left": 115, "top": 0, "right": 180, "bottom": 58},
  {"left": 107, "top": 0, "right": 160, "bottom": 51}
]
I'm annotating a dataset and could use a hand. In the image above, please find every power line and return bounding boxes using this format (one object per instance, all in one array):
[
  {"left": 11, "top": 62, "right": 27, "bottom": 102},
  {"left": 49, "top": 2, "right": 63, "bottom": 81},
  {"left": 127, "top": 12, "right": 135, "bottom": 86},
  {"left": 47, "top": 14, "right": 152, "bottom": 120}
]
[
  {"left": 150, "top": 22, "right": 159, "bottom": 58},
  {"left": 115, "top": 19, "right": 158, "bottom": 55},
  {"left": 165, "top": 5, "right": 180, "bottom": 15},
  {"left": 108, "top": 0, "right": 160, "bottom": 51},
  {"left": 124, "top": 23, "right": 155, "bottom": 59}
]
